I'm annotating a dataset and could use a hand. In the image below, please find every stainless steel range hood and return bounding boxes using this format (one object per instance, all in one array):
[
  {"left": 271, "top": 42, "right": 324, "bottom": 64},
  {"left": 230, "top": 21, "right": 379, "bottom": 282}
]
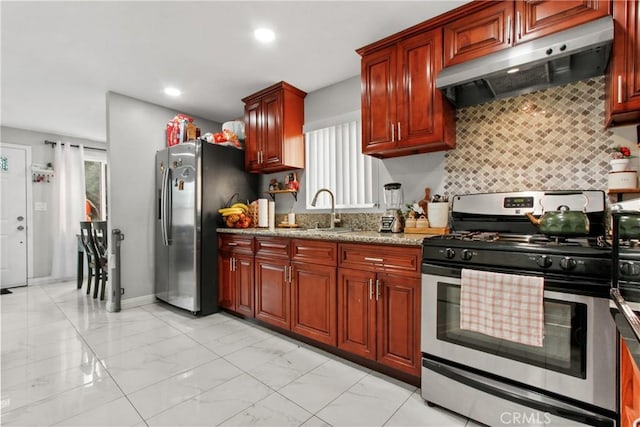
[{"left": 436, "top": 16, "right": 613, "bottom": 108}]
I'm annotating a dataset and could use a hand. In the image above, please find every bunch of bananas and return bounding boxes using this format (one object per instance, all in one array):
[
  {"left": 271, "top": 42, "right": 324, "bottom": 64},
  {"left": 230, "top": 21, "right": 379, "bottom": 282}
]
[
  {"left": 217, "top": 202, "right": 249, "bottom": 217},
  {"left": 218, "top": 203, "right": 252, "bottom": 228}
]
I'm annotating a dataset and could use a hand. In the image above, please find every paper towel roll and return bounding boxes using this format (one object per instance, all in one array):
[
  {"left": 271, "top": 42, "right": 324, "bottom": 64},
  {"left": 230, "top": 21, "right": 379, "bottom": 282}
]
[
  {"left": 258, "top": 198, "right": 268, "bottom": 227},
  {"left": 268, "top": 201, "right": 276, "bottom": 230}
]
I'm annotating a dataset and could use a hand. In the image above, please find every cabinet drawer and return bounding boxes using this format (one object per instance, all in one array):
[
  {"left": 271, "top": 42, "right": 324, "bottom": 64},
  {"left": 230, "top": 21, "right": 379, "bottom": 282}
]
[
  {"left": 339, "top": 243, "right": 421, "bottom": 276},
  {"left": 292, "top": 239, "right": 338, "bottom": 266},
  {"left": 255, "top": 237, "right": 290, "bottom": 259},
  {"left": 219, "top": 234, "right": 254, "bottom": 254}
]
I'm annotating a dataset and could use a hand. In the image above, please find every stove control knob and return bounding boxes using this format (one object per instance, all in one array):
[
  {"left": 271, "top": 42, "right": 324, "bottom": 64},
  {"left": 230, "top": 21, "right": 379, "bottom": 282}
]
[
  {"left": 536, "top": 255, "right": 552, "bottom": 268},
  {"left": 444, "top": 248, "right": 456, "bottom": 259},
  {"left": 461, "top": 250, "right": 473, "bottom": 261},
  {"left": 559, "top": 257, "right": 577, "bottom": 270},
  {"left": 620, "top": 262, "right": 640, "bottom": 277}
]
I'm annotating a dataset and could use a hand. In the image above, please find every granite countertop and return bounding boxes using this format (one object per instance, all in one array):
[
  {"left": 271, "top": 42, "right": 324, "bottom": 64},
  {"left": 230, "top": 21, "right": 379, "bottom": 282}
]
[{"left": 216, "top": 227, "right": 435, "bottom": 247}]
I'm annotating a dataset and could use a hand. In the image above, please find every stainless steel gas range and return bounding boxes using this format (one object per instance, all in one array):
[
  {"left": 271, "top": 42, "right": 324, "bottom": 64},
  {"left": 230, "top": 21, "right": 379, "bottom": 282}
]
[{"left": 420, "top": 191, "right": 617, "bottom": 427}]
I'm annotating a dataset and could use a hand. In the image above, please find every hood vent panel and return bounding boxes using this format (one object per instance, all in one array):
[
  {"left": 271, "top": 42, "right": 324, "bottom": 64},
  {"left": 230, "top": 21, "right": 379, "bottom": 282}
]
[{"left": 436, "top": 16, "right": 613, "bottom": 108}]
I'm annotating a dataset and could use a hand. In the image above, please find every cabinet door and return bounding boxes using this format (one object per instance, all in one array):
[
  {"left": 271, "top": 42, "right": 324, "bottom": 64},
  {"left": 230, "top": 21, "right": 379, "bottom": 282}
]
[
  {"left": 620, "top": 338, "right": 640, "bottom": 427},
  {"left": 261, "top": 91, "right": 283, "bottom": 169},
  {"left": 606, "top": 0, "right": 640, "bottom": 126},
  {"left": 515, "top": 0, "right": 610, "bottom": 44},
  {"left": 291, "top": 262, "right": 337, "bottom": 346},
  {"left": 443, "top": 1, "right": 514, "bottom": 67},
  {"left": 337, "top": 268, "right": 376, "bottom": 360},
  {"left": 244, "top": 99, "right": 262, "bottom": 172},
  {"left": 217, "top": 251, "right": 234, "bottom": 310},
  {"left": 235, "top": 253, "right": 254, "bottom": 318},
  {"left": 255, "top": 257, "right": 290, "bottom": 329},
  {"left": 376, "top": 273, "right": 421, "bottom": 376},
  {"left": 396, "top": 28, "right": 450, "bottom": 149},
  {"left": 361, "top": 45, "right": 398, "bottom": 154}
]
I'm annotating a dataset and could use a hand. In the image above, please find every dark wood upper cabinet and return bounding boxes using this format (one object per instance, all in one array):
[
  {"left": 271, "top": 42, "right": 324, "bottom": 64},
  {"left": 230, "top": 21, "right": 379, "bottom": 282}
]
[
  {"left": 443, "top": 1, "right": 610, "bottom": 67},
  {"left": 359, "top": 28, "right": 455, "bottom": 159},
  {"left": 606, "top": 0, "right": 640, "bottom": 127},
  {"left": 444, "top": 1, "right": 514, "bottom": 67},
  {"left": 516, "top": 0, "right": 611, "bottom": 44},
  {"left": 242, "top": 81, "right": 306, "bottom": 173}
]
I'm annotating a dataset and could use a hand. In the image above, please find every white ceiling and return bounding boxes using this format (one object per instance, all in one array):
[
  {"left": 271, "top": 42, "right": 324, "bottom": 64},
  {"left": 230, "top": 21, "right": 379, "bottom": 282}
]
[{"left": 1, "top": 1, "right": 468, "bottom": 142}]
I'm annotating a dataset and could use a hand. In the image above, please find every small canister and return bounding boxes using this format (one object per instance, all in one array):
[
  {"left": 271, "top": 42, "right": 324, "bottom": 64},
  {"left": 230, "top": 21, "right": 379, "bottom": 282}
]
[{"left": 405, "top": 217, "right": 417, "bottom": 228}]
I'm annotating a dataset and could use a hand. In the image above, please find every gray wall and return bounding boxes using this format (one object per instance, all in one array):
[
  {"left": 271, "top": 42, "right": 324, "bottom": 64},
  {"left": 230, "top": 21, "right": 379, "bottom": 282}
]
[
  {"left": 106, "top": 92, "right": 221, "bottom": 303},
  {"left": 0, "top": 125, "right": 105, "bottom": 278},
  {"left": 260, "top": 75, "right": 447, "bottom": 215}
]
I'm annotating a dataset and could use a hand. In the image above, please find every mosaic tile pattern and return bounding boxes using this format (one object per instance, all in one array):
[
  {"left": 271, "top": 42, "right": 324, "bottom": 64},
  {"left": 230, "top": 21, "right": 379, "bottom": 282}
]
[
  {"left": 444, "top": 77, "right": 615, "bottom": 195},
  {"left": 289, "top": 213, "right": 381, "bottom": 231}
]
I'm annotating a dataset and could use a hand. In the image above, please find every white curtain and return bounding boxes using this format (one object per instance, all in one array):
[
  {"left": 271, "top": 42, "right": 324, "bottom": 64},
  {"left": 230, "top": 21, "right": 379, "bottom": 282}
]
[
  {"left": 51, "top": 143, "right": 86, "bottom": 280},
  {"left": 305, "top": 119, "right": 376, "bottom": 209}
]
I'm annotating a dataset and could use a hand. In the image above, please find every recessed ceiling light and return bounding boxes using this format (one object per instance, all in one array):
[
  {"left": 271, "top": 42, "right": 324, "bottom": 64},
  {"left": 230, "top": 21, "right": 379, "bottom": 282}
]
[
  {"left": 507, "top": 68, "right": 520, "bottom": 74},
  {"left": 254, "top": 28, "right": 275, "bottom": 43},
  {"left": 164, "top": 87, "right": 181, "bottom": 97}
]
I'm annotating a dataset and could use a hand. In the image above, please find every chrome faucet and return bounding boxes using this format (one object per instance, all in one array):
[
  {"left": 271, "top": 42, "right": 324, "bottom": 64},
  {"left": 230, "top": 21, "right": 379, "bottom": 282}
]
[{"left": 311, "top": 188, "right": 339, "bottom": 229}]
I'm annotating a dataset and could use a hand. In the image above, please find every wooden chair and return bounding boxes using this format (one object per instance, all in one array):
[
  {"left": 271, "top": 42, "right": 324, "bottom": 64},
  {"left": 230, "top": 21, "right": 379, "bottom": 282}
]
[
  {"left": 92, "top": 221, "right": 108, "bottom": 300},
  {"left": 79, "top": 222, "right": 108, "bottom": 300}
]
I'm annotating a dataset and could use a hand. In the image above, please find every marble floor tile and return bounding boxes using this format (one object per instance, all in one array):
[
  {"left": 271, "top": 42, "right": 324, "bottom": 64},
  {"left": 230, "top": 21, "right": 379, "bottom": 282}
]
[
  {"left": 223, "top": 334, "right": 299, "bottom": 371},
  {"left": 315, "top": 373, "right": 415, "bottom": 426},
  {"left": 0, "top": 281, "right": 475, "bottom": 426},
  {"left": 219, "top": 391, "right": 313, "bottom": 426},
  {"left": 52, "top": 396, "right": 143, "bottom": 426},
  {"left": 247, "top": 345, "right": 331, "bottom": 389},
  {"left": 101, "top": 339, "right": 217, "bottom": 394},
  {"left": 146, "top": 373, "right": 273, "bottom": 426},
  {"left": 0, "top": 377, "right": 123, "bottom": 426},
  {"left": 385, "top": 390, "right": 468, "bottom": 426},
  {"left": 278, "top": 358, "right": 369, "bottom": 413},
  {"left": 127, "top": 357, "right": 243, "bottom": 419},
  {"left": 1, "top": 357, "right": 109, "bottom": 413},
  {"left": 201, "top": 326, "right": 273, "bottom": 356},
  {"left": 88, "top": 323, "right": 183, "bottom": 359}
]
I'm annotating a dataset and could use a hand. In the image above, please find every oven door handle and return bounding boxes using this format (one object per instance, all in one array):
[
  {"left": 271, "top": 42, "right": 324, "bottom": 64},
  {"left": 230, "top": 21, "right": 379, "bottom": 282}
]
[{"left": 422, "top": 356, "right": 615, "bottom": 427}]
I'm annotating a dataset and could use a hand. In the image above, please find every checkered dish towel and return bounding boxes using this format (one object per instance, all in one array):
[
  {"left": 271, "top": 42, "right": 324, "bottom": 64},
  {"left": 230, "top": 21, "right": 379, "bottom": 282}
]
[{"left": 460, "top": 269, "right": 544, "bottom": 347}]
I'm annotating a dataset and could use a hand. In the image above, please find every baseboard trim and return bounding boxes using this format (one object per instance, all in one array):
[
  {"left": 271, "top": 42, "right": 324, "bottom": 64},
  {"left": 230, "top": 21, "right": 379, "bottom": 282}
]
[
  {"left": 107, "top": 294, "right": 156, "bottom": 312},
  {"left": 30, "top": 276, "right": 73, "bottom": 285}
]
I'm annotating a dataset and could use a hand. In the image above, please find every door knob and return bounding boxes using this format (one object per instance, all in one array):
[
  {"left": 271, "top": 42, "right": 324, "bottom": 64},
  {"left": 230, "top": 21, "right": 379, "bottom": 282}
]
[
  {"left": 17, "top": 225, "right": 24, "bottom": 231},
  {"left": 17, "top": 216, "right": 24, "bottom": 221}
]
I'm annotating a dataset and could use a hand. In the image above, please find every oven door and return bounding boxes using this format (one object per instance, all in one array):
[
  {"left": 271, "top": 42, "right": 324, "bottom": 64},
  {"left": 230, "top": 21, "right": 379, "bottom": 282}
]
[{"left": 421, "top": 264, "right": 616, "bottom": 413}]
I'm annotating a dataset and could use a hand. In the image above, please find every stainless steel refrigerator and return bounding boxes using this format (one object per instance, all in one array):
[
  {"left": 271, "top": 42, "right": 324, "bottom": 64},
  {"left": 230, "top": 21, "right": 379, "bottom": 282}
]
[{"left": 155, "top": 141, "right": 257, "bottom": 315}]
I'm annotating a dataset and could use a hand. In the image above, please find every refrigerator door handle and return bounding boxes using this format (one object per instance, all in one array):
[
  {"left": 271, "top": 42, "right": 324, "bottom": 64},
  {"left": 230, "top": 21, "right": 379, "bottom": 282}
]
[
  {"left": 165, "top": 168, "right": 173, "bottom": 246},
  {"left": 160, "top": 167, "right": 169, "bottom": 246}
]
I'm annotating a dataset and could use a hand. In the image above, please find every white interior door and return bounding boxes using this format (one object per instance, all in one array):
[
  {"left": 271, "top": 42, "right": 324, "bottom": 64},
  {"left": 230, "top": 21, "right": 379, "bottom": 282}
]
[{"left": 0, "top": 145, "right": 28, "bottom": 288}]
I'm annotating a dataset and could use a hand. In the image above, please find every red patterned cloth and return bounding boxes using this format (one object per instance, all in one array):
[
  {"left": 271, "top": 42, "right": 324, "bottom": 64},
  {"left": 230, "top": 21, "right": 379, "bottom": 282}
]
[{"left": 460, "top": 269, "right": 544, "bottom": 347}]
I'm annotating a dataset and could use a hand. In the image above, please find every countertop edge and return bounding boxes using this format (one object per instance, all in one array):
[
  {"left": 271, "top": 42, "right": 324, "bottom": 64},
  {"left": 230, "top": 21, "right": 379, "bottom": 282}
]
[{"left": 216, "top": 228, "right": 431, "bottom": 247}]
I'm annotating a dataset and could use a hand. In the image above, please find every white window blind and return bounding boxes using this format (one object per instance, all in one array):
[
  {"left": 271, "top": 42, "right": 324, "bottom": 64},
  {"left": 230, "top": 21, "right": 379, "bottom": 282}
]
[{"left": 305, "top": 119, "right": 375, "bottom": 209}]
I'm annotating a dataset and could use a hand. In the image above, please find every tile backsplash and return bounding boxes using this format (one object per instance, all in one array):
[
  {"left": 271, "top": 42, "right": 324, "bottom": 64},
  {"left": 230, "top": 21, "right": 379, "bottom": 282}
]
[{"left": 444, "top": 77, "right": 615, "bottom": 195}]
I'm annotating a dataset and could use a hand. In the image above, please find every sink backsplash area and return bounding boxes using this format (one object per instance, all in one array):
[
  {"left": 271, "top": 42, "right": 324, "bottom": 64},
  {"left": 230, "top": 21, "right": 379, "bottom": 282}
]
[
  {"left": 278, "top": 213, "right": 381, "bottom": 231},
  {"left": 444, "top": 76, "right": 616, "bottom": 195}
]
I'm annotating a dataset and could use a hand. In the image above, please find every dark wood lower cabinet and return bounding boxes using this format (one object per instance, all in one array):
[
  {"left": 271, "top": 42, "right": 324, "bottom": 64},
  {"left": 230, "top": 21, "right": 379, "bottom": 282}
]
[
  {"left": 234, "top": 254, "right": 254, "bottom": 318},
  {"left": 376, "top": 273, "right": 421, "bottom": 375},
  {"left": 620, "top": 338, "right": 640, "bottom": 426},
  {"left": 338, "top": 267, "right": 421, "bottom": 376},
  {"left": 218, "top": 235, "right": 421, "bottom": 381},
  {"left": 255, "top": 257, "right": 290, "bottom": 329},
  {"left": 291, "top": 261, "right": 337, "bottom": 346},
  {"left": 337, "top": 268, "right": 377, "bottom": 360},
  {"left": 217, "top": 251, "right": 234, "bottom": 310}
]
